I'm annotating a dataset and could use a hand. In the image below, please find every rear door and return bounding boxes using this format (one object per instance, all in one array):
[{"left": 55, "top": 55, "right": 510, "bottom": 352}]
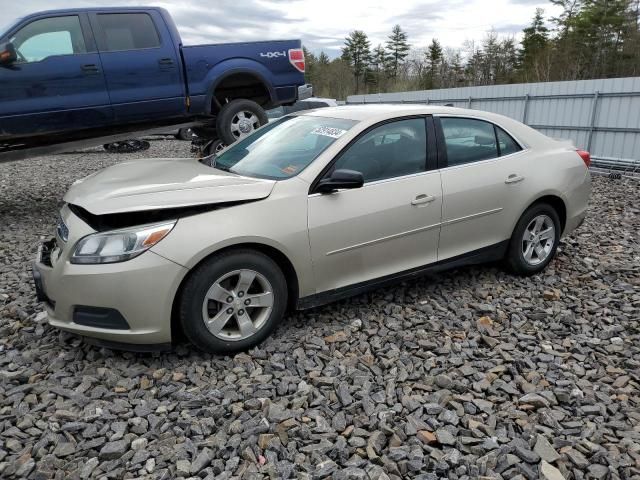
[
  {"left": 0, "top": 14, "right": 112, "bottom": 139},
  {"left": 436, "top": 116, "right": 527, "bottom": 261},
  {"left": 88, "top": 10, "right": 185, "bottom": 123},
  {"left": 308, "top": 117, "right": 442, "bottom": 293}
]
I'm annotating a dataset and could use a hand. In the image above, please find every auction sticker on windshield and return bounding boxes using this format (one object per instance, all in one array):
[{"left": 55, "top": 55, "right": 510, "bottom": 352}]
[{"left": 310, "top": 126, "right": 347, "bottom": 139}]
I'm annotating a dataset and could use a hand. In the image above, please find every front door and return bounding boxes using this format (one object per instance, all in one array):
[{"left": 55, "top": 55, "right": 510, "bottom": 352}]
[
  {"left": 0, "top": 14, "right": 112, "bottom": 140},
  {"left": 88, "top": 11, "right": 185, "bottom": 123},
  {"left": 308, "top": 117, "right": 443, "bottom": 293}
]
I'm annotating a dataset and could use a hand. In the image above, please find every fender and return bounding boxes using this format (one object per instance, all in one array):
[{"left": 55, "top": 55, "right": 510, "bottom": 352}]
[
  {"left": 176, "top": 235, "right": 311, "bottom": 298},
  {"left": 510, "top": 188, "right": 569, "bottom": 234},
  {"left": 202, "top": 59, "right": 277, "bottom": 114}
]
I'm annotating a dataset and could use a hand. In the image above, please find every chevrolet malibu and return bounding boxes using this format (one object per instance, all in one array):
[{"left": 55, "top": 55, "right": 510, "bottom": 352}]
[{"left": 33, "top": 105, "right": 591, "bottom": 353}]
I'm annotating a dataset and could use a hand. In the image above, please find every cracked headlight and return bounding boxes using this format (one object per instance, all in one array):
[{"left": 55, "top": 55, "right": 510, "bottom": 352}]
[{"left": 71, "top": 221, "right": 176, "bottom": 264}]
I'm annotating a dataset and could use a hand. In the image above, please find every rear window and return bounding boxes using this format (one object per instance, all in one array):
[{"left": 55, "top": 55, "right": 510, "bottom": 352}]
[
  {"left": 211, "top": 115, "right": 357, "bottom": 180},
  {"left": 496, "top": 126, "right": 521, "bottom": 156},
  {"left": 96, "top": 13, "right": 160, "bottom": 51}
]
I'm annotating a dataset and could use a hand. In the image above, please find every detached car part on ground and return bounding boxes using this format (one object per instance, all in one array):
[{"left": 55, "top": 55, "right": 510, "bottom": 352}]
[{"left": 33, "top": 105, "right": 591, "bottom": 353}]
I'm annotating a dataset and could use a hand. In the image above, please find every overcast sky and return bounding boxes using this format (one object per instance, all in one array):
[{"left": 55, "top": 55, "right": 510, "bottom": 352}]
[{"left": 4, "top": 0, "right": 561, "bottom": 57}]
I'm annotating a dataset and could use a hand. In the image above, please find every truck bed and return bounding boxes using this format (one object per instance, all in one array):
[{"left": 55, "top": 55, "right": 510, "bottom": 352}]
[{"left": 183, "top": 39, "right": 304, "bottom": 107}]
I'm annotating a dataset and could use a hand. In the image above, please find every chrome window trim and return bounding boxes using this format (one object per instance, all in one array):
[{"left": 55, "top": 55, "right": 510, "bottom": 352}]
[{"left": 307, "top": 169, "right": 440, "bottom": 198}]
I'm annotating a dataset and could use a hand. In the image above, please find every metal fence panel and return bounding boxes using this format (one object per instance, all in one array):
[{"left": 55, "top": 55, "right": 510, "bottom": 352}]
[{"left": 348, "top": 77, "right": 640, "bottom": 171}]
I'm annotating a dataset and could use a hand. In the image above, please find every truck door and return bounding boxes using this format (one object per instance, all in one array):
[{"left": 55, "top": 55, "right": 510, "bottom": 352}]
[
  {"left": 88, "top": 11, "right": 185, "bottom": 123},
  {"left": 0, "top": 14, "right": 113, "bottom": 139}
]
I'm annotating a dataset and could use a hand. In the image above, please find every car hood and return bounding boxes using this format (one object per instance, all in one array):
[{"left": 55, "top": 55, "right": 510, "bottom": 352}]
[{"left": 64, "top": 157, "right": 276, "bottom": 215}]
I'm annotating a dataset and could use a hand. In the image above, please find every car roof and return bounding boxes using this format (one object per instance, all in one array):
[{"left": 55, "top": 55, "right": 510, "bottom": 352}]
[
  {"left": 302, "top": 104, "right": 484, "bottom": 121},
  {"left": 299, "top": 104, "right": 554, "bottom": 148}
]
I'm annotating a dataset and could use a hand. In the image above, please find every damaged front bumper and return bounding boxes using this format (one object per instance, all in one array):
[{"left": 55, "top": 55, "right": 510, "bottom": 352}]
[{"left": 32, "top": 206, "right": 188, "bottom": 349}]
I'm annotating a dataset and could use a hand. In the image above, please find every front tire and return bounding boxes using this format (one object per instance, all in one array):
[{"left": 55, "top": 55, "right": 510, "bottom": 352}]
[
  {"left": 216, "top": 99, "right": 268, "bottom": 145},
  {"left": 506, "top": 203, "right": 561, "bottom": 276},
  {"left": 179, "top": 250, "right": 287, "bottom": 353}
]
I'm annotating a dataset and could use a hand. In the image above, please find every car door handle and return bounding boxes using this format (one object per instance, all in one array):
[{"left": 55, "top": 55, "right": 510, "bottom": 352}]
[
  {"left": 158, "top": 58, "right": 174, "bottom": 66},
  {"left": 411, "top": 194, "right": 436, "bottom": 206},
  {"left": 505, "top": 174, "right": 525, "bottom": 184},
  {"left": 81, "top": 64, "right": 100, "bottom": 74}
]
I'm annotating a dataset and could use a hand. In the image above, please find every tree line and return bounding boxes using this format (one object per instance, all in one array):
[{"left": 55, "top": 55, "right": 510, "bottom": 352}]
[{"left": 304, "top": 0, "right": 640, "bottom": 99}]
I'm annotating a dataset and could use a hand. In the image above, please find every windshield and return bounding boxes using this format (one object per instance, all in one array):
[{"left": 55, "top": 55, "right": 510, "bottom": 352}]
[{"left": 212, "top": 115, "right": 357, "bottom": 179}]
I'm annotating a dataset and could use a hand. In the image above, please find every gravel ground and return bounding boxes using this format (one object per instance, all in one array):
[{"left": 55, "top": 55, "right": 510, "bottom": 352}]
[{"left": 0, "top": 139, "right": 639, "bottom": 480}]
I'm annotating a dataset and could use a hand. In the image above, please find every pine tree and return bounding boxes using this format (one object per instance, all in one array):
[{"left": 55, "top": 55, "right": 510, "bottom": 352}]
[
  {"left": 425, "top": 39, "right": 443, "bottom": 88},
  {"left": 519, "top": 8, "right": 550, "bottom": 80},
  {"left": 385, "top": 25, "right": 410, "bottom": 78},
  {"left": 342, "top": 30, "right": 371, "bottom": 94},
  {"left": 303, "top": 47, "right": 317, "bottom": 85},
  {"left": 318, "top": 51, "right": 330, "bottom": 66},
  {"left": 371, "top": 44, "right": 387, "bottom": 89}
]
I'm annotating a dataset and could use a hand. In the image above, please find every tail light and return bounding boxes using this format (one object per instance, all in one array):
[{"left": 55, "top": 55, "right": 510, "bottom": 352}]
[
  {"left": 288, "top": 48, "right": 305, "bottom": 73},
  {"left": 576, "top": 149, "right": 591, "bottom": 168}
]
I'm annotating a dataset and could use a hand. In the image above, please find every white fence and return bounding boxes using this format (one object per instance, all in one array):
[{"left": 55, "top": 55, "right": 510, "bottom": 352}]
[{"left": 347, "top": 77, "right": 640, "bottom": 172}]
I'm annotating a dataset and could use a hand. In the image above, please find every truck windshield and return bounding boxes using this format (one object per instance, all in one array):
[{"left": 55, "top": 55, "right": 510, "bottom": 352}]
[{"left": 211, "top": 115, "right": 357, "bottom": 180}]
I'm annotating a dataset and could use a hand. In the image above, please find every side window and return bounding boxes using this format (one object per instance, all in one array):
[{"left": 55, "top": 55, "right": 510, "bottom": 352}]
[
  {"left": 10, "top": 16, "right": 86, "bottom": 63},
  {"left": 440, "top": 117, "right": 498, "bottom": 166},
  {"left": 331, "top": 118, "right": 427, "bottom": 183},
  {"left": 96, "top": 13, "right": 160, "bottom": 52},
  {"left": 496, "top": 126, "right": 521, "bottom": 156}
]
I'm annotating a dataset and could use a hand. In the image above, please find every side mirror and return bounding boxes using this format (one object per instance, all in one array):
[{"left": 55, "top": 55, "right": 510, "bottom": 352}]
[
  {"left": 316, "top": 169, "right": 364, "bottom": 193},
  {"left": 0, "top": 43, "right": 17, "bottom": 65}
]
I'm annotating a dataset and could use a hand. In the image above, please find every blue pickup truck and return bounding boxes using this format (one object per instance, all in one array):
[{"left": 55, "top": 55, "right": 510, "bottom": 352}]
[{"left": 0, "top": 7, "right": 310, "bottom": 157}]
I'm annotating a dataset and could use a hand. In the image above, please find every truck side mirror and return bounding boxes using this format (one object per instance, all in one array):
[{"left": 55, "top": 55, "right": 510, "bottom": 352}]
[{"left": 0, "top": 43, "right": 17, "bottom": 65}]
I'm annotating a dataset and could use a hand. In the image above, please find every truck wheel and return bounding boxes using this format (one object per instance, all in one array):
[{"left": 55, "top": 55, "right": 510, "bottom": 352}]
[{"left": 216, "top": 99, "right": 268, "bottom": 145}]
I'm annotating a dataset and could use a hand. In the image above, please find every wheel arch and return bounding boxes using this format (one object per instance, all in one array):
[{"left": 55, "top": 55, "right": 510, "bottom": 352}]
[
  {"left": 170, "top": 242, "right": 300, "bottom": 342},
  {"left": 205, "top": 65, "right": 276, "bottom": 115},
  {"left": 515, "top": 193, "right": 567, "bottom": 236}
]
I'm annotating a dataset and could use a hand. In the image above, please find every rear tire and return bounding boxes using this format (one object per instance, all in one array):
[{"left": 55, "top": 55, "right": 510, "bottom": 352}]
[
  {"left": 216, "top": 99, "right": 268, "bottom": 145},
  {"left": 179, "top": 250, "right": 287, "bottom": 353},
  {"left": 505, "top": 203, "right": 561, "bottom": 276}
]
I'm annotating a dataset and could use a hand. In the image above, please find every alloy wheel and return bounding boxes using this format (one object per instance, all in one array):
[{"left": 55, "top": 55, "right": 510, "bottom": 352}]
[
  {"left": 201, "top": 269, "right": 274, "bottom": 340},
  {"left": 522, "top": 214, "right": 556, "bottom": 266}
]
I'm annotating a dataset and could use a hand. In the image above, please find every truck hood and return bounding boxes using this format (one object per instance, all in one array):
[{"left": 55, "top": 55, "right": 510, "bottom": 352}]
[{"left": 64, "top": 157, "right": 276, "bottom": 215}]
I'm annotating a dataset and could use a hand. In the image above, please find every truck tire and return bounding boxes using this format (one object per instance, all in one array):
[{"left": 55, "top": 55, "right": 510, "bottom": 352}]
[{"left": 216, "top": 99, "right": 268, "bottom": 145}]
